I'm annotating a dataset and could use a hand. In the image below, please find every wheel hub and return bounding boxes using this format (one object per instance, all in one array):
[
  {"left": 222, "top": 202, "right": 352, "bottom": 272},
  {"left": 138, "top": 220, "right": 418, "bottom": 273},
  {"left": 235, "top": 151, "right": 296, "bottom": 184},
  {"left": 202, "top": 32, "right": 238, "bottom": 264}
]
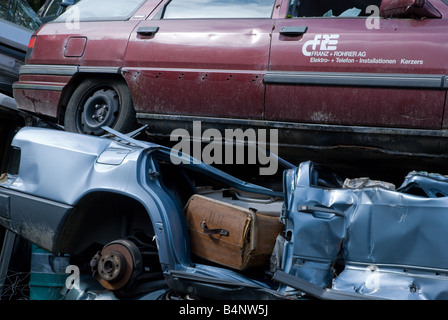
[
  {"left": 97, "top": 250, "right": 125, "bottom": 282},
  {"left": 79, "top": 88, "right": 120, "bottom": 135},
  {"left": 92, "top": 104, "right": 109, "bottom": 122}
]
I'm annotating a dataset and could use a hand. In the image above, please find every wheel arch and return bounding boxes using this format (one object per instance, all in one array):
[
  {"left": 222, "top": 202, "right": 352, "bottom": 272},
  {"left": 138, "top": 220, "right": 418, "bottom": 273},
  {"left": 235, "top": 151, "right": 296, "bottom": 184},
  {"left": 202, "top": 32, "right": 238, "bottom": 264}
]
[
  {"left": 58, "top": 72, "right": 131, "bottom": 126},
  {"left": 55, "top": 190, "right": 156, "bottom": 256}
]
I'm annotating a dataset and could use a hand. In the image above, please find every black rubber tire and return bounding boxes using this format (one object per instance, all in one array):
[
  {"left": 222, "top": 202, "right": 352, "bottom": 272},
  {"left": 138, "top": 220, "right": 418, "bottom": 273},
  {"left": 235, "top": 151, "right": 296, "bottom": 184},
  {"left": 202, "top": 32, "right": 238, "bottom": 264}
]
[{"left": 64, "top": 77, "right": 137, "bottom": 135}]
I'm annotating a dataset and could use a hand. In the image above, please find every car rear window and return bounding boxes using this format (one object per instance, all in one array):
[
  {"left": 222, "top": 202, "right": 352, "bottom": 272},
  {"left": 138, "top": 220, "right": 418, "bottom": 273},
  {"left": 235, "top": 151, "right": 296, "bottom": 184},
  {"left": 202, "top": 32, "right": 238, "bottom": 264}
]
[
  {"left": 163, "top": 0, "right": 275, "bottom": 19},
  {"left": 53, "top": 0, "right": 146, "bottom": 22}
]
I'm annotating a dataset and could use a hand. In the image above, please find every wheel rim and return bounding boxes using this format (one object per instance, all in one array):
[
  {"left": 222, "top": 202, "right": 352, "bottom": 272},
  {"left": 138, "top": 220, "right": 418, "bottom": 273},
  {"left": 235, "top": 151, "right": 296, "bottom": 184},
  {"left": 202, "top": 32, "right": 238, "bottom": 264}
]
[{"left": 76, "top": 86, "right": 120, "bottom": 135}]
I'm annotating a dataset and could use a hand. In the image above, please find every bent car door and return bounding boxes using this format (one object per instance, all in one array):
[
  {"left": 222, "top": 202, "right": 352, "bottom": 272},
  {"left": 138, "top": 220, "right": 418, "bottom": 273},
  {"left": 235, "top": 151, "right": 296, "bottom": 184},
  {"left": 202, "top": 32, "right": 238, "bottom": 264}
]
[
  {"left": 123, "top": 0, "right": 277, "bottom": 122},
  {"left": 266, "top": 0, "right": 448, "bottom": 130}
]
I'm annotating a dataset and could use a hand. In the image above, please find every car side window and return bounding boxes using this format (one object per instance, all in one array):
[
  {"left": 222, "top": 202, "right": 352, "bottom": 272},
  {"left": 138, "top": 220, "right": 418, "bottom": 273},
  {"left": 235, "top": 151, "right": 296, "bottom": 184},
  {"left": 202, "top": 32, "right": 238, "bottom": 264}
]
[
  {"left": 287, "top": 0, "right": 381, "bottom": 18},
  {"left": 162, "top": 0, "right": 276, "bottom": 19}
]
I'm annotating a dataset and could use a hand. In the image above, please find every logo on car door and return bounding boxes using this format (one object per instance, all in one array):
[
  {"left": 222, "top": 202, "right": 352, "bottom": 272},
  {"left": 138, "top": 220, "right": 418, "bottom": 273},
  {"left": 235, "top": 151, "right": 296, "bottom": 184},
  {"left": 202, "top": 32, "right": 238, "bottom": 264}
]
[{"left": 302, "top": 34, "right": 339, "bottom": 57}]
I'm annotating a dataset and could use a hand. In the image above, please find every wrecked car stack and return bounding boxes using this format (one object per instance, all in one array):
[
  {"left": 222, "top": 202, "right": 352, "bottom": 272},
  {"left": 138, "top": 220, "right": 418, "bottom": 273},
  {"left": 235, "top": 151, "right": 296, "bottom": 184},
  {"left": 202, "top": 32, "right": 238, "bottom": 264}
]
[
  {"left": 0, "top": 113, "right": 447, "bottom": 299},
  {"left": 4, "top": 0, "right": 448, "bottom": 302}
]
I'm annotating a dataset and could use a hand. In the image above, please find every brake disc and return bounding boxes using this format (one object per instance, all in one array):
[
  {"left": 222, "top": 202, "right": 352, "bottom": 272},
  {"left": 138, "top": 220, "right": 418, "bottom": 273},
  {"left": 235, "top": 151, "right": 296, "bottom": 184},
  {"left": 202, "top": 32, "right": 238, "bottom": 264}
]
[{"left": 92, "top": 239, "right": 143, "bottom": 290}]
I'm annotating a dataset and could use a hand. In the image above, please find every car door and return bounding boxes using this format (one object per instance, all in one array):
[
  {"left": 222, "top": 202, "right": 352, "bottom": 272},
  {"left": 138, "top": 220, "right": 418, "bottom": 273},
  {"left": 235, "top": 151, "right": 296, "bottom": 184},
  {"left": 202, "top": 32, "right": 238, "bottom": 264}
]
[
  {"left": 123, "top": 0, "right": 277, "bottom": 121},
  {"left": 265, "top": 0, "right": 448, "bottom": 130}
]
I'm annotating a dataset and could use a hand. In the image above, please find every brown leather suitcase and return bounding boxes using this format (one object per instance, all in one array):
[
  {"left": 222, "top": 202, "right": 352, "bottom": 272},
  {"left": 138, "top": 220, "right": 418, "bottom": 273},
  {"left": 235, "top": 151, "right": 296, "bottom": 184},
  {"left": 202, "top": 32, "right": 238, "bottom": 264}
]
[{"left": 184, "top": 194, "right": 284, "bottom": 270}]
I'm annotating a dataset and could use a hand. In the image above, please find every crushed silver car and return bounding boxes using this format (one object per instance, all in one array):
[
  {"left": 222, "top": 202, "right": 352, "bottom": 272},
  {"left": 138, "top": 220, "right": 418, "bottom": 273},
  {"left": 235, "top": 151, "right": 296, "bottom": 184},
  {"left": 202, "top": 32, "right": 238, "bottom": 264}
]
[
  {"left": 0, "top": 111, "right": 446, "bottom": 299},
  {"left": 278, "top": 161, "right": 448, "bottom": 300}
]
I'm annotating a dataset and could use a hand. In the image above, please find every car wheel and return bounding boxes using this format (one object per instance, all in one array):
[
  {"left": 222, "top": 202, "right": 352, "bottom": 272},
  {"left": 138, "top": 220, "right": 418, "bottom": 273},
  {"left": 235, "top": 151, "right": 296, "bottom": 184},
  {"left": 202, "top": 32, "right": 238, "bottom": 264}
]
[{"left": 64, "top": 77, "right": 137, "bottom": 135}]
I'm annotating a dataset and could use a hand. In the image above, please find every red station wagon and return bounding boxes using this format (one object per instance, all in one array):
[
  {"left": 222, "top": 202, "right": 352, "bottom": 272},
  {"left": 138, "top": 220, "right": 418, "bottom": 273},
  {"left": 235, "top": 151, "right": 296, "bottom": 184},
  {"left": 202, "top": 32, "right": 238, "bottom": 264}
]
[{"left": 12, "top": 0, "right": 448, "bottom": 180}]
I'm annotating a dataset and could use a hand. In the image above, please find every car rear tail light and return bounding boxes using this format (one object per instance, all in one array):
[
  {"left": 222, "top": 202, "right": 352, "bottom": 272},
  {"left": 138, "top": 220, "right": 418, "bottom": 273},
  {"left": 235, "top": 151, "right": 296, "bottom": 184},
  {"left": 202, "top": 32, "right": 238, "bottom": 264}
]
[{"left": 26, "top": 36, "right": 37, "bottom": 60}]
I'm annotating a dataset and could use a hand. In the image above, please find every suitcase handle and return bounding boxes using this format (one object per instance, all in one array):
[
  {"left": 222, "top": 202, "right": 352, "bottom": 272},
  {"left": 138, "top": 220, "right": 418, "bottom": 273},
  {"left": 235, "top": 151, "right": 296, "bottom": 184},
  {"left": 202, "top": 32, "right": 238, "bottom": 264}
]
[{"left": 201, "top": 220, "right": 229, "bottom": 236}]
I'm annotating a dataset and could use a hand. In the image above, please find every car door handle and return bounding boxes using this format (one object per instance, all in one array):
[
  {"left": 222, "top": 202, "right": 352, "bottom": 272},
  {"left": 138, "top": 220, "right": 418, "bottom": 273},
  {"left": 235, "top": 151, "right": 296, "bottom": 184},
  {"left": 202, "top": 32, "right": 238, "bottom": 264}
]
[
  {"left": 298, "top": 205, "right": 345, "bottom": 217},
  {"left": 137, "top": 26, "right": 159, "bottom": 36},
  {"left": 279, "top": 26, "right": 308, "bottom": 36}
]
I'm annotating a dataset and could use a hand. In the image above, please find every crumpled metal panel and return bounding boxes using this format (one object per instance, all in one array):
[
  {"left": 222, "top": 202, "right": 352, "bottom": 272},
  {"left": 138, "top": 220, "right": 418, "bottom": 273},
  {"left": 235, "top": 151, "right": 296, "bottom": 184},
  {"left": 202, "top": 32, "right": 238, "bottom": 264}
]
[
  {"left": 282, "top": 161, "right": 448, "bottom": 299},
  {"left": 333, "top": 264, "right": 448, "bottom": 300}
]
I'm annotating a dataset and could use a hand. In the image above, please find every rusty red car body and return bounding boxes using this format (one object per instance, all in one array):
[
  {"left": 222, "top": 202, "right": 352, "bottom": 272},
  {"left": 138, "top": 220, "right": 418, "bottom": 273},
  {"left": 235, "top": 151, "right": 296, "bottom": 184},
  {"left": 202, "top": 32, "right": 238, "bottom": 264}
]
[{"left": 12, "top": 0, "right": 448, "bottom": 180}]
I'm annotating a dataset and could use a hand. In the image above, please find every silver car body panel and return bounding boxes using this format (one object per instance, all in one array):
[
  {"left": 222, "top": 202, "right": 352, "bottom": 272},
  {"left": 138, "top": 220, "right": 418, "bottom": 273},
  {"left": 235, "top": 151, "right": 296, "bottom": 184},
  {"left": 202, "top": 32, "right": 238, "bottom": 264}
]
[{"left": 281, "top": 161, "right": 448, "bottom": 300}]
